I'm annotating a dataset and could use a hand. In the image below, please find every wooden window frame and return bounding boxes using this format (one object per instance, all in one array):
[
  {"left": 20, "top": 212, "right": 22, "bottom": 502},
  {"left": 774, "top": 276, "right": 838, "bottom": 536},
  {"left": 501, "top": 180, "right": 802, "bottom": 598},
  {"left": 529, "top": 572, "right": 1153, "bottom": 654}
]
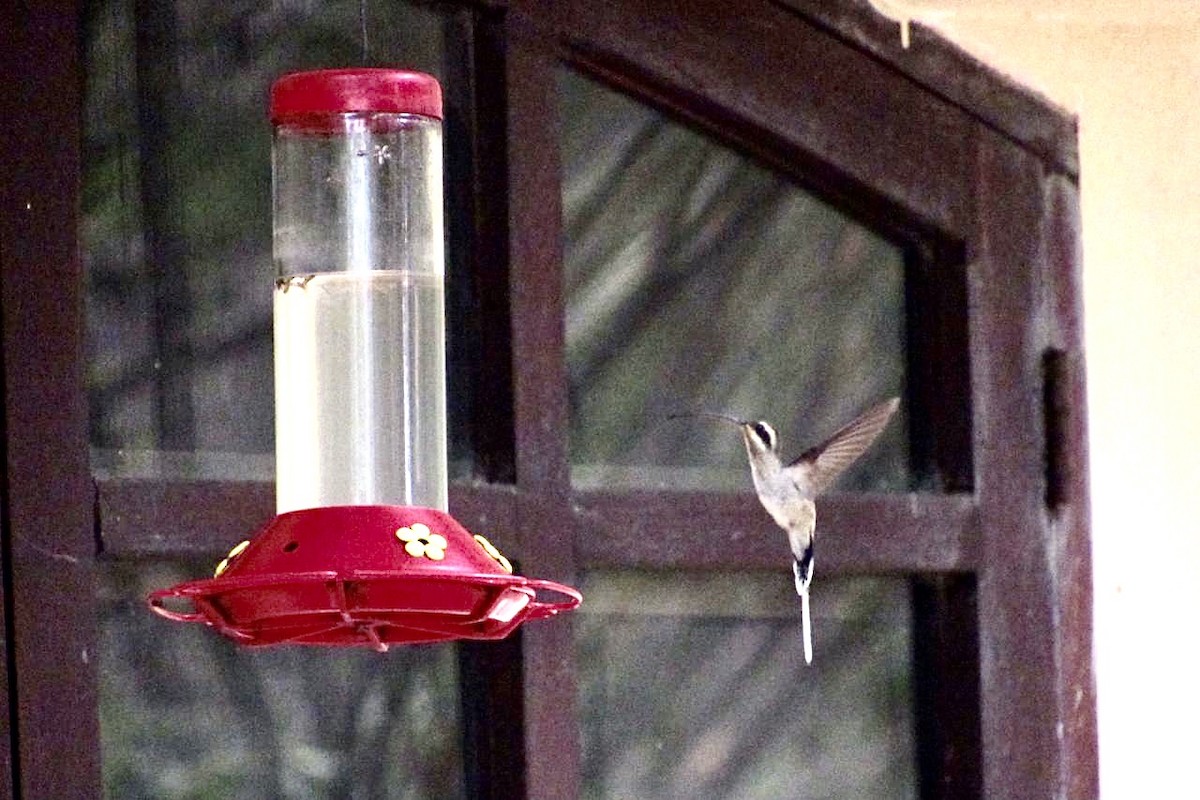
[{"left": 0, "top": 1, "right": 1097, "bottom": 798}]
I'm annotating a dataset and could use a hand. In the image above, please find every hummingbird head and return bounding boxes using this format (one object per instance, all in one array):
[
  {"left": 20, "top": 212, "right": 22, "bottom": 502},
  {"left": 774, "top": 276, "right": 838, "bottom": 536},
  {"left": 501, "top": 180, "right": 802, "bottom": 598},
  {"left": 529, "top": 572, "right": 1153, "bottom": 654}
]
[{"left": 740, "top": 420, "right": 778, "bottom": 455}]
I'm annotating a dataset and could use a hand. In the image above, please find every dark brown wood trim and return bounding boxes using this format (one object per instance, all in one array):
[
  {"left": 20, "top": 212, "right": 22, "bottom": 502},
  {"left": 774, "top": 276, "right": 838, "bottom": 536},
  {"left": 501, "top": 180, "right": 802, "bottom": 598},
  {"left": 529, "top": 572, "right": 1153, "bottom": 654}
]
[
  {"left": 98, "top": 478, "right": 978, "bottom": 573},
  {"left": 97, "top": 479, "right": 273, "bottom": 559},
  {"left": 773, "top": 0, "right": 1079, "bottom": 178},
  {"left": 970, "top": 127, "right": 1075, "bottom": 798},
  {"left": 458, "top": 632, "right": 528, "bottom": 799},
  {"left": 0, "top": 1, "right": 103, "bottom": 797},
  {"left": 542, "top": 0, "right": 975, "bottom": 240},
  {"left": 0, "top": 579, "right": 10, "bottom": 797},
  {"left": 905, "top": 244, "right": 976, "bottom": 493},
  {"left": 1041, "top": 174, "right": 1099, "bottom": 799},
  {"left": 572, "top": 491, "right": 980, "bottom": 573},
  {"left": 443, "top": 11, "right": 535, "bottom": 798},
  {"left": 504, "top": 9, "right": 582, "bottom": 799},
  {"left": 443, "top": 5, "right": 519, "bottom": 485},
  {"left": 912, "top": 574, "right": 983, "bottom": 799},
  {"left": 96, "top": 479, "right": 519, "bottom": 559}
]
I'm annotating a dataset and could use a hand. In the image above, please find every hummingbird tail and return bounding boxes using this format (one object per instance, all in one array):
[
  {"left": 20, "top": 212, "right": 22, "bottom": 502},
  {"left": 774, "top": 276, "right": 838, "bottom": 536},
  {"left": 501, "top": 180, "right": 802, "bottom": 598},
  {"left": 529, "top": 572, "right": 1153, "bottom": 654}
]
[
  {"left": 792, "top": 554, "right": 815, "bottom": 665},
  {"left": 800, "top": 590, "right": 813, "bottom": 665}
]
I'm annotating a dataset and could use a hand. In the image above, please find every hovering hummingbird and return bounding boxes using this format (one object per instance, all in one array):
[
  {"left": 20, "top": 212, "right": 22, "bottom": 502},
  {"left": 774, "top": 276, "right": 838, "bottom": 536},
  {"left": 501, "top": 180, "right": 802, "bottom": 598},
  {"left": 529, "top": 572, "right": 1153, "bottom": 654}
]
[{"left": 674, "top": 397, "right": 900, "bottom": 665}]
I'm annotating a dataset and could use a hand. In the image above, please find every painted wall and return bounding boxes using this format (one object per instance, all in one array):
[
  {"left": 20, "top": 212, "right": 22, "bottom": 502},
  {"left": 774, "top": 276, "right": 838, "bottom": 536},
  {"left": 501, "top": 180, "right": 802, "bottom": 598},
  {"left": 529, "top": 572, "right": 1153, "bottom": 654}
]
[{"left": 879, "top": 2, "right": 1200, "bottom": 796}]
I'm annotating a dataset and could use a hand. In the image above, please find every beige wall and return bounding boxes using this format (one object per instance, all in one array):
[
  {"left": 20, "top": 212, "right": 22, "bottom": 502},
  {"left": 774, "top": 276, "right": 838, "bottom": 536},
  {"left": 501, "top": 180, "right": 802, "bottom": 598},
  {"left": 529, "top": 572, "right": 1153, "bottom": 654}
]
[{"left": 878, "top": 2, "right": 1200, "bottom": 796}]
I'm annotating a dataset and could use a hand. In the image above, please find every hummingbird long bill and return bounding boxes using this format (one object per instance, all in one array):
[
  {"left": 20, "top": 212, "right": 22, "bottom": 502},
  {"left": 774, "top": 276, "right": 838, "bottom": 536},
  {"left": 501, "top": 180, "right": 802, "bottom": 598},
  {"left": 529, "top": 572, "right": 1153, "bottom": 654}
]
[{"left": 674, "top": 397, "right": 901, "bottom": 665}]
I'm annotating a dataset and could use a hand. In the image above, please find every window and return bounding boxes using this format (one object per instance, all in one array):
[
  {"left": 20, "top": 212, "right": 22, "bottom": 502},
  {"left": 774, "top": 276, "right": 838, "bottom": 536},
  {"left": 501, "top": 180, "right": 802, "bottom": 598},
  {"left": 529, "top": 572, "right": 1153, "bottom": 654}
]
[
  {"left": 0, "top": 1, "right": 1097, "bottom": 798},
  {"left": 561, "top": 69, "right": 916, "bottom": 797}
]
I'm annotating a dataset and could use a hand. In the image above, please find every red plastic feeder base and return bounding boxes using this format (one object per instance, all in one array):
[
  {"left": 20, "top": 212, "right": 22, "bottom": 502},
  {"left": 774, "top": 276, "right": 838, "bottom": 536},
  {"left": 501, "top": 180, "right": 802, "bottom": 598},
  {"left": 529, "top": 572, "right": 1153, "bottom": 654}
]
[{"left": 147, "top": 505, "right": 581, "bottom": 651}]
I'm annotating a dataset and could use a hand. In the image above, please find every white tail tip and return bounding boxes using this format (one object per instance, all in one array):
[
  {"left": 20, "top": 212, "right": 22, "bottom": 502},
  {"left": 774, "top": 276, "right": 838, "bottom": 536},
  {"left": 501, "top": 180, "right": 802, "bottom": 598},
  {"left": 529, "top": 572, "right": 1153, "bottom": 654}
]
[{"left": 801, "top": 592, "right": 813, "bottom": 665}]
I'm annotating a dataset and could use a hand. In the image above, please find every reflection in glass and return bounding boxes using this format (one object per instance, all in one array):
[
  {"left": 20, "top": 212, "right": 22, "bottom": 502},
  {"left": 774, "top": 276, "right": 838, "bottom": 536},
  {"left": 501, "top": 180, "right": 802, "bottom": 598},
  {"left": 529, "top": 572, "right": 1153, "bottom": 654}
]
[
  {"left": 561, "top": 70, "right": 909, "bottom": 492},
  {"left": 577, "top": 572, "right": 915, "bottom": 800},
  {"left": 82, "top": 1, "right": 472, "bottom": 479},
  {"left": 100, "top": 562, "right": 464, "bottom": 799}
]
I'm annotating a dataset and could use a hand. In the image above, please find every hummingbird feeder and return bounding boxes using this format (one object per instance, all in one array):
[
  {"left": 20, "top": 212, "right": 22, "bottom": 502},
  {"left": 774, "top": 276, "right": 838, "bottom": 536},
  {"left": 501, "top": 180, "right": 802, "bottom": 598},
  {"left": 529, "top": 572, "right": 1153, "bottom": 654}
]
[{"left": 148, "top": 69, "right": 581, "bottom": 650}]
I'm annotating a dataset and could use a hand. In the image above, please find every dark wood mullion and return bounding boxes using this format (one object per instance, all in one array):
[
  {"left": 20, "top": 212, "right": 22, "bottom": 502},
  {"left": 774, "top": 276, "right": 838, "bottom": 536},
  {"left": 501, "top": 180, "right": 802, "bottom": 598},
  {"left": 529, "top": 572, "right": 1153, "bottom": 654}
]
[
  {"left": 900, "top": 193, "right": 984, "bottom": 800},
  {"left": 443, "top": 13, "right": 531, "bottom": 793},
  {"left": 0, "top": 1, "right": 103, "bottom": 797},
  {"left": 457, "top": 632, "right": 527, "bottom": 799},
  {"left": 443, "top": 5, "right": 517, "bottom": 485},
  {"left": 504, "top": 7, "right": 583, "bottom": 799},
  {"left": 970, "top": 127, "right": 1078, "bottom": 798},
  {"left": 97, "top": 479, "right": 979, "bottom": 575},
  {"left": 573, "top": 491, "right": 980, "bottom": 573},
  {"left": 905, "top": 243, "right": 975, "bottom": 493},
  {"left": 96, "top": 480, "right": 518, "bottom": 558},
  {"left": 0, "top": 568, "right": 10, "bottom": 796},
  {"left": 912, "top": 574, "right": 983, "bottom": 799}
]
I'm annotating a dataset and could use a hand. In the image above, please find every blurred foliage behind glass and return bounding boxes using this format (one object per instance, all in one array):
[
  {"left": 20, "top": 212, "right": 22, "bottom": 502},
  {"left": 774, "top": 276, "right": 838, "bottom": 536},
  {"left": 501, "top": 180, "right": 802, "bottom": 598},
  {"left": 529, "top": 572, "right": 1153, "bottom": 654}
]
[
  {"left": 82, "top": 0, "right": 472, "bottom": 478},
  {"left": 577, "top": 572, "right": 916, "bottom": 800},
  {"left": 101, "top": 563, "right": 464, "bottom": 799},
  {"left": 561, "top": 69, "right": 910, "bottom": 492}
]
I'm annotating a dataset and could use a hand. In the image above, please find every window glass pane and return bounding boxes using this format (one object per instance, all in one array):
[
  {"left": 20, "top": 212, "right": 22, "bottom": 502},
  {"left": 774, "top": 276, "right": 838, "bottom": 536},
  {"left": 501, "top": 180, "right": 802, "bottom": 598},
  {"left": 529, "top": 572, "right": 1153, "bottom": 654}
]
[
  {"left": 562, "top": 70, "right": 910, "bottom": 492},
  {"left": 576, "top": 571, "right": 915, "bottom": 800},
  {"left": 82, "top": 0, "right": 474, "bottom": 480},
  {"left": 100, "top": 562, "right": 465, "bottom": 798}
]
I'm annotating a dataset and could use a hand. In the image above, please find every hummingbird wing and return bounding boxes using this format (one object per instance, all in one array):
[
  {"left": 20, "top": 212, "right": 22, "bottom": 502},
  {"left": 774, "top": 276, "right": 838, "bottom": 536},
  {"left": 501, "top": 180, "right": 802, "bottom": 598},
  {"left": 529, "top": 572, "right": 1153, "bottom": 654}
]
[{"left": 783, "top": 397, "right": 900, "bottom": 497}]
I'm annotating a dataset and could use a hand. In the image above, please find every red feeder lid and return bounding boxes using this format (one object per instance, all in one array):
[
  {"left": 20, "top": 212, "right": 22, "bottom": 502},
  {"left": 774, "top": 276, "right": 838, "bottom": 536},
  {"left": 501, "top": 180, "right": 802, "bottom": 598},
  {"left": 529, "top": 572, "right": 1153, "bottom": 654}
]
[
  {"left": 147, "top": 506, "right": 580, "bottom": 651},
  {"left": 271, "top": 68, "right": 443, "bottom": 123}
]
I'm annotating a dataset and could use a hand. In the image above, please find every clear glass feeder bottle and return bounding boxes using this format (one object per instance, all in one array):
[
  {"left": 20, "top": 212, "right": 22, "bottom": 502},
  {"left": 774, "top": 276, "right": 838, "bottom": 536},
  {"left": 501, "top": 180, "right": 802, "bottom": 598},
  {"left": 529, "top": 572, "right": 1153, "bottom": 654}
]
[{"left": 271, "top": 69, "right": 447, "bottom": 514}]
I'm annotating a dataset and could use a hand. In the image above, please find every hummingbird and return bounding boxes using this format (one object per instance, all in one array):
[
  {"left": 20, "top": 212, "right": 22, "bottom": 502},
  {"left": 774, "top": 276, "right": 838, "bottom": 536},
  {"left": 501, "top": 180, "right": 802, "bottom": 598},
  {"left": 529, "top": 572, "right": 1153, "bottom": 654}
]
[{"left": 675, "top": 397, "right": 900, "bottom": 664}]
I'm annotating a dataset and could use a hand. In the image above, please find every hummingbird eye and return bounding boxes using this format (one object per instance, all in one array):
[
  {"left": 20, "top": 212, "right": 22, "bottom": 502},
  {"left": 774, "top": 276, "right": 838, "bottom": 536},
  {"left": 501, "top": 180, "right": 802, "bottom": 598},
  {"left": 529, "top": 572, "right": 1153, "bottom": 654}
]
[{"left": 750, "top": 422, "right": 776, "bottom": 451}]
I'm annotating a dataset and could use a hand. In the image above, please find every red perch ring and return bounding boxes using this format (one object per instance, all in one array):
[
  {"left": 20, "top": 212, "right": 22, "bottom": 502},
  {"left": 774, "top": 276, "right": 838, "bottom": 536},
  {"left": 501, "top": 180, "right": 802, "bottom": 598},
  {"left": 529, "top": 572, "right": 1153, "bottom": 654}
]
[{"left": 147, "top": 506, "right": 581, "bottom": 651}]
